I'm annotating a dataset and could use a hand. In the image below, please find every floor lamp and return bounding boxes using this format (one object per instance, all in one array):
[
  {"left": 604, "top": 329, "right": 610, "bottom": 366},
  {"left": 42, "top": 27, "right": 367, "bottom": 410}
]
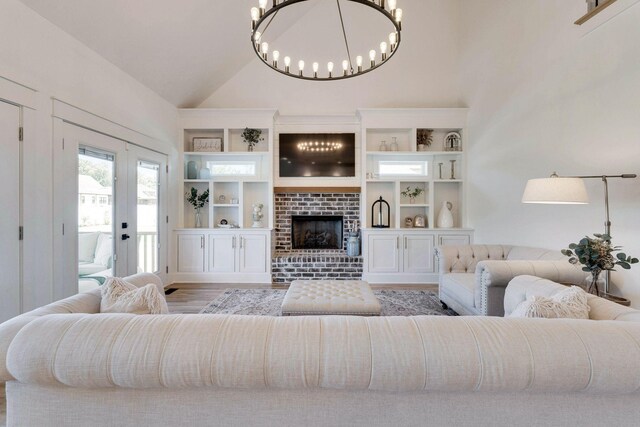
[{"left": 522, "top": 172, "right": 637, "bottom": 294}]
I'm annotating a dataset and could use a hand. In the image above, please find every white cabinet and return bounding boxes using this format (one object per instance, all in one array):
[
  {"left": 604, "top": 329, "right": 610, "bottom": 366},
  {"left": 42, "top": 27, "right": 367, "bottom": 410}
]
[
  {"left": 367, "top": 234, "right": 400, "bottom": 273},
  {"left": 175, "top": 230, "right": 271, "bottom": 283},
  {"left": 403, "top": 235, "right": 435, "bottom": 274},
  {"left": 208, "top": 233, "right": 267, "bottom": 274},
  {"left": 438, "top": 234, "right": 470, "bottom": 247},
  {"left": 367, "top": 233, "right": 435, "bottom": 276},
  {"left": 238, "top": 234, "right": 268, "bottom": 273},
  {"left": 177, "top": 234, "right": 205, "bottom": 273},
  {"left": 208, "top": 234, "right": 235, "bottom": 273},
  {"left": 363, "top": 229, "right": 472, "bottom": 284}
]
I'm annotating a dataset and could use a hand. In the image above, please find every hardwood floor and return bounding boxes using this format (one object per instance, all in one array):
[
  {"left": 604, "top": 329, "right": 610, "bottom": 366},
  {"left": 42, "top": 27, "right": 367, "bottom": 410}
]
[{"left": 166, "top": 282, "right": 438, "bottom": 314}]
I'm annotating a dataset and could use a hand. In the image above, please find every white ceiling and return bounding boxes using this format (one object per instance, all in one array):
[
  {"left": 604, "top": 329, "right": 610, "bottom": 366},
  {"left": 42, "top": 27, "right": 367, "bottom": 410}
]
[{"left": 18, "top": 0, "right": 313, "bottom": 107}]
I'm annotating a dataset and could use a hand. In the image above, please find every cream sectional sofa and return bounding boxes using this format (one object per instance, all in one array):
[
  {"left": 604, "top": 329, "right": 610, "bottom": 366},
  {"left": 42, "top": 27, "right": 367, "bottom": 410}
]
[
  {"left": 436, "top": 244, "right": 588, "bottom": 316},
  {"left": 3, "top": 274, "right": 640, "bottom": 426}
]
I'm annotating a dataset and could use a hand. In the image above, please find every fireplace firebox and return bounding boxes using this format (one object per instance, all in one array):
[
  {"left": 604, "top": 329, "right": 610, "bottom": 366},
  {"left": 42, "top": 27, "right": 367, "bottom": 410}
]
[{"left": 291, "top": 215, "right": 343, "bottom": 250}]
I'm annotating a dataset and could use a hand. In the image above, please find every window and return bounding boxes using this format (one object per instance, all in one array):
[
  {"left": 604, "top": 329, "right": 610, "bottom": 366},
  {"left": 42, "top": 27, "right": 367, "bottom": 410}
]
[
  {"left": 378, "top": 161, "right": 429, "bottom": 177},
  {"left": 206, "top": 161, "right": 258, "bottom": 177}
]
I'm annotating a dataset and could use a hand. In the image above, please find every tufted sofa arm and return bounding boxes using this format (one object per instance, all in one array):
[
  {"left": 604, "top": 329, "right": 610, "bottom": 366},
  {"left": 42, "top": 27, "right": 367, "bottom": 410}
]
[
  {"left": 436, "top": 245, "right": 513, "bottom": 275},
  {"left": 0, "top": 273, "right": 164, "bottom": 383},
  {"left": 475, "top": 260, "right": 588, "bottom": 316}
]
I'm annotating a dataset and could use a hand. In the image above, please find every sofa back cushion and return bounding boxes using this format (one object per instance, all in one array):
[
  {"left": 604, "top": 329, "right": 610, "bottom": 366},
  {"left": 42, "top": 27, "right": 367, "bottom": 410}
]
[
  {"left": 100, "top": 277, "right": 168, "bottom": 315},
  {"left": 93, "top": 233, "right": 113, "bottom": 267},
  {"left": 438, "top": 245, "right": 513, "bottom": 274},
  {"left": 506, "top": 246, "right": 564, "bottom": 261},
  {"left": 7, "top": 314, "right": 640, "bottom": 395}
]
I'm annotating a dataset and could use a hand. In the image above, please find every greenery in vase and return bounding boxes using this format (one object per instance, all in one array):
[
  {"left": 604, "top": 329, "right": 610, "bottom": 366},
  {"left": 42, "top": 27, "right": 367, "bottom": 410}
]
[
  {"left": 401, "top": 186, "right": 424, "bottom": 201},
  {"left": 241, "top": 128, "right": 264, "bottom": 149},
  {"left": 561, "top": 233, "right": 638, "bottom": 294},
  {"left": 186, "top": 187, "right": 209, "bottom": 209}
]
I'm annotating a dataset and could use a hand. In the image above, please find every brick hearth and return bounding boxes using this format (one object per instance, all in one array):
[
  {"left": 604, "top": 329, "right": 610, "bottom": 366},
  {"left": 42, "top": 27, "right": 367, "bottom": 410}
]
[{"left": 272, "top": 192, "right": 363, "bottom": 283}]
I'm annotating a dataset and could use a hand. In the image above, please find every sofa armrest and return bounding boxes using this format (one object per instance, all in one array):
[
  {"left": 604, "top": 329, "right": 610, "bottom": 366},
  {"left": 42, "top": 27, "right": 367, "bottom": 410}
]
[
  {"left": 436, "top": 245, "right": 513, "bottom": 275},
  {"left": 504, "top": 275, "right": 640, "bottom": 321},
  {"left": 123, "top": 273, "right": 165, "bottom": 295},
  {"left": 474, "top": 260, "right": 588, "bottom": 316}
]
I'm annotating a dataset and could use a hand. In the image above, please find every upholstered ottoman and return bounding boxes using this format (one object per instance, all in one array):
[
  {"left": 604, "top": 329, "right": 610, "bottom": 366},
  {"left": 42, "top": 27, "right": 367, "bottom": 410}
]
[{"left": 281, "top": 280, "right": 381, "bottom": 316}]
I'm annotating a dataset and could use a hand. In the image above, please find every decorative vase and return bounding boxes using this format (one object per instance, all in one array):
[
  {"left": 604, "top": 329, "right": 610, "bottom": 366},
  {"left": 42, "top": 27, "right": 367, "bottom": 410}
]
[
  {"left": 195, "top": 208, "right": 202, "bottom": 228},
  {"left": 347, "top": 233, "right": 360, "bottom": 257},
  {"left": 248, "top": 144, "right": 254, "bottom": 152},
  {"left": 437, "top": 201, "right": 454, "bottom": 228},
  {"left": 187, "top": 161, "right": 198, "bottom": 179},
  {"left": 409, "top": 197, "right": 415, "bottom": 204},
  {"left": 587, "top": 271, "right": 601, "bottom": 295}
]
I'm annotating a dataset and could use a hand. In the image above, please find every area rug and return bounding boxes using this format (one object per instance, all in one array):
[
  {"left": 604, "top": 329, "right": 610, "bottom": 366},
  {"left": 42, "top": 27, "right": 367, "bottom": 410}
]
[{"left": 200, "top": 289, "right": 457, "bottom": 316}]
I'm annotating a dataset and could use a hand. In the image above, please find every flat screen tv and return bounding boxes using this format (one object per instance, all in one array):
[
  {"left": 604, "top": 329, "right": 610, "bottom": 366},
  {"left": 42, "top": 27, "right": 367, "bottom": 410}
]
[{"left": 279, "top": 133, "right": 356, "bottom": 178}]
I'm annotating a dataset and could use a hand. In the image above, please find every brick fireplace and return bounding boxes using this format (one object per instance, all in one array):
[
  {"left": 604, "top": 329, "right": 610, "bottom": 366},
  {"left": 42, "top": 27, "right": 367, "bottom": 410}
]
[{"left": 272, "top": 192, "right": 363, "bottom": 283}]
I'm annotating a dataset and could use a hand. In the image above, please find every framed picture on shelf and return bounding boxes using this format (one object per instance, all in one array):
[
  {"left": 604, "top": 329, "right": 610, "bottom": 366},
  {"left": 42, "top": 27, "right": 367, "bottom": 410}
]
[{"left": 193, "top": 137, "right": 223, "bottom": 152}]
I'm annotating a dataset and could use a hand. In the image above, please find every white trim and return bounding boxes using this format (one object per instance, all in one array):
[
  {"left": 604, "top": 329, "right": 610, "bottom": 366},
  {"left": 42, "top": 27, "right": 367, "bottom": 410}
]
[
  {"left": 0, "top": 75, "right": 37, "bottom": 110},
  {"left": 52, "top": 98, "right": 172, "bottom": 154}
]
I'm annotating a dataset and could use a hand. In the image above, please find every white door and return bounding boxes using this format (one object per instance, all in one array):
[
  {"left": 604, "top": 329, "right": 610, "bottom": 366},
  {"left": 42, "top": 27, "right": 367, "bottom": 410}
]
[
  {"left": 238, "top": 234, "right": 267, "bottom": 273},
  {"left": 403, "top": 234, "right": 435, "bottom": 274},
  {"left": 208, "top": 234, "right": 235, "bottom": 273},
  {"left": 177, "top": 234, "right": 205, "bottom": 273},
  {"left": 126, "top": 144, "right": 168, "bottom": 281},
  {"left": 63, "top": 123, "right": 168, "bottom": 294},
  {"left": 0, "top": 101, "right": 21, "bottom": 322},
  {"left": 367, "top": 234, "right": 400, "bottom": 273}
]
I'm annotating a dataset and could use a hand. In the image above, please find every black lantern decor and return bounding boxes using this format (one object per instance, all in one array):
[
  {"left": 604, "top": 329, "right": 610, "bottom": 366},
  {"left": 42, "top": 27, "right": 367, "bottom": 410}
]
[{"left": 371, "top": 196, "right": 390, "bottom": 228}]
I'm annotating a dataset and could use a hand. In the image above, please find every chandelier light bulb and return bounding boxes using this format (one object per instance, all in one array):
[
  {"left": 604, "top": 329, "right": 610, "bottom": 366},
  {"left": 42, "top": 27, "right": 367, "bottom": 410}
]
[
  {"left": 356, "top": 55, "right": 363, "bottom": 72},
  {"left": 259, "top": 0, "right": 268, "bottom": 9},
  {"left": 261, "top": 42, "right": 269, "bottom": 60},
  {"left": 388, "top": 0, "right": 397, "bottom": 11},
  {"left": 298, "top": 60, "right": 305, "bottom": 76},
  {"left": 380, "top": 42, "right": 388, "bottom": 61},
  {"left": 395, "top": 8, "right": 403, "bottom": 30},
  {"left": 284, "top": 56, "right": 291, "bottom": 73},
  {"left": 342, "top": 60, "right": 349, "bottom": 76},
  {"left": 328, "top": 62, "right": 334, "bottom": 78},
  {"left": 272, "top": 50, "right": 280, "bottom": 67},
  {"left": 313, "top": 62, "right": 319, "bottom": 78},
  {"left": 389, "top": 32, "right": 397, "bottom": 50},
  {"left": 253, "top": 31, "right": 261, "bottom": 46},
  {"left": 369, "top": 49, "right": 376, "bottom": 67},
  {"left": 250, "top": 7, "right": 259, "bottom": 21}
]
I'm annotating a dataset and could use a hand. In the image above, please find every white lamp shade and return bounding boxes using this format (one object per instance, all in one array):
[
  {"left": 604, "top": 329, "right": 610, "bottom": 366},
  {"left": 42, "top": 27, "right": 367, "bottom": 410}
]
[{"left": 522, "top": 177, "right": 589, "bottom": 204}]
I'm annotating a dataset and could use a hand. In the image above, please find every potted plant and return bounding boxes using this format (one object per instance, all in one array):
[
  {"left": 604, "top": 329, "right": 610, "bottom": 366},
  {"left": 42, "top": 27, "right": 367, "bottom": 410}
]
[
  {"left": 416, "top": 129, "right": 433, "bottom": 151},
  {"left": 186, "top": 187, "right": 209, "bottom": 228},
  {"left": 241, "top": 128, "right": 264, "bottom": 152},
  {"left": 401, "top": 186, "right": 424, "bottom": 204},
  {"left": 562, "top": 233, "right": 638, "bottom": 295}
]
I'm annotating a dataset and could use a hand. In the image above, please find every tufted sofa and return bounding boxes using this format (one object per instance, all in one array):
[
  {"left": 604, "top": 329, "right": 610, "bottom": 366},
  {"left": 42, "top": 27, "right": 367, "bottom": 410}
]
[
  {"left": 2, "top": 277, "right": 640, "bottom": 425},
  {"left": 435, "top": 245, "right": 588, "bottom": 316}
]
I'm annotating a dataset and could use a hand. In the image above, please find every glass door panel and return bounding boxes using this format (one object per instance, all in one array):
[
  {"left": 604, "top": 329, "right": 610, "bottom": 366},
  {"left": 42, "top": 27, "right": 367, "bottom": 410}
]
[
  {"left": 77, "top": 148, "right": 115, "bottom": 292},
  {"left": 136, "top": 160, "right": 160, "bottom": 273}
]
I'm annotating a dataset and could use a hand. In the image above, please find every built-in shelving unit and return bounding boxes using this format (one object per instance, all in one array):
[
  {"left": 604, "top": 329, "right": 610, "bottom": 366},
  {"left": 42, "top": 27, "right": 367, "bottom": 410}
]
[
  {"left": 173, "top": 109, "right": 277, "bottom": 284},
  {"left": 357, "top": 109, "right": 474, "bottom": 284}
]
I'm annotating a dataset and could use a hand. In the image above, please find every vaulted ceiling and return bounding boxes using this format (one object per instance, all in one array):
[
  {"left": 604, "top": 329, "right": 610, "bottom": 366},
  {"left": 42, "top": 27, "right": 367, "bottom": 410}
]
[{"left": 18, "top": 0, "right": 315, "bottom": 107}]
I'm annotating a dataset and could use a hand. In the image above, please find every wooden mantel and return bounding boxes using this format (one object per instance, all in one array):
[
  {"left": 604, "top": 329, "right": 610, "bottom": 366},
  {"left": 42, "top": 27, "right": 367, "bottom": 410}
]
[{"left": 274, "top": 187, "right": 361, "bottom": 193}]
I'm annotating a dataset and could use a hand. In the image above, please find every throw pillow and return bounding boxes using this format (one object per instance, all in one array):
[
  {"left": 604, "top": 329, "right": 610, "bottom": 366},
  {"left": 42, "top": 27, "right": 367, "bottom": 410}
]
[
  {"left": 78, "top": 232, "right": 100, "bottom": 263},
  {"left": 508, "top": 286, "right": 590, "bottom": 319},
  {"left": 93, "top": 233, "right": 113, "bottom": 267},
  {"left": 101, "top": 277, "right": 169, "bottom": 314}
]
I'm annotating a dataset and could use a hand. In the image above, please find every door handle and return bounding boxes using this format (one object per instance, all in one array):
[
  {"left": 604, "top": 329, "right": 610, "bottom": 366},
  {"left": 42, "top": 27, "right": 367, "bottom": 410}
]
[
  {"left": 404, "top": 237, "right": 407, "bottom": 250},
  {"left": 121, "top": 234, "right": 130, "bottom": 241},
  {"left": 240, "top": 237, "right": 243, "bottom": 249},
  {"left": 232, "top": 236, "right": 236, "bottom": 249},
  {"left": 201, "top": 236, "right": 204, "bottom": 249},
  {"left": 396, "top": 236, "right": 399, "bottom": 249}
]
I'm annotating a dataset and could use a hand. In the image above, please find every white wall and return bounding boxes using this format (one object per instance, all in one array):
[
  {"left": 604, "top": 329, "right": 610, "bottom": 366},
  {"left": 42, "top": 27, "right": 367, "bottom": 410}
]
[
  {"left": 460, "top": 1, "right": 640, "bottom": 303},
  {"left": 0, "top": 0, "right": 178, "bottom": 308},
  {"left": 199, "top": 0, "right": 463, "bottom": 115}
]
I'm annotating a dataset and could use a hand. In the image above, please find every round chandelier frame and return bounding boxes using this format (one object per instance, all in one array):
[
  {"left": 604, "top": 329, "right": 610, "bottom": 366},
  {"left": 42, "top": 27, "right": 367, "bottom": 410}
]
[{"left": 250, "top": 0, "right": 403, "bottom": 81}]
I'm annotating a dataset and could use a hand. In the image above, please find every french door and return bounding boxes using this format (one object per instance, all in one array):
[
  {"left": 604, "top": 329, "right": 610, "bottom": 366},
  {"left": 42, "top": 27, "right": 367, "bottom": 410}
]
[
  {"left": 0, "top": 100, "right": 21, "bottom": 322},
  {"left": 62, "top": 123, "right": 167, "bottom": 294}
]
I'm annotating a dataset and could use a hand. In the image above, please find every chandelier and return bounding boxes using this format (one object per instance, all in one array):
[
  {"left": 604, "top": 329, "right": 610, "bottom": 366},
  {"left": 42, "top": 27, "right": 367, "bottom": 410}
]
[
  {"left": 250, "top": 0, "right": 403, "bottom": 81},
  {"left": 297, "top": 141, "right": 343, "bottom": 152}
]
